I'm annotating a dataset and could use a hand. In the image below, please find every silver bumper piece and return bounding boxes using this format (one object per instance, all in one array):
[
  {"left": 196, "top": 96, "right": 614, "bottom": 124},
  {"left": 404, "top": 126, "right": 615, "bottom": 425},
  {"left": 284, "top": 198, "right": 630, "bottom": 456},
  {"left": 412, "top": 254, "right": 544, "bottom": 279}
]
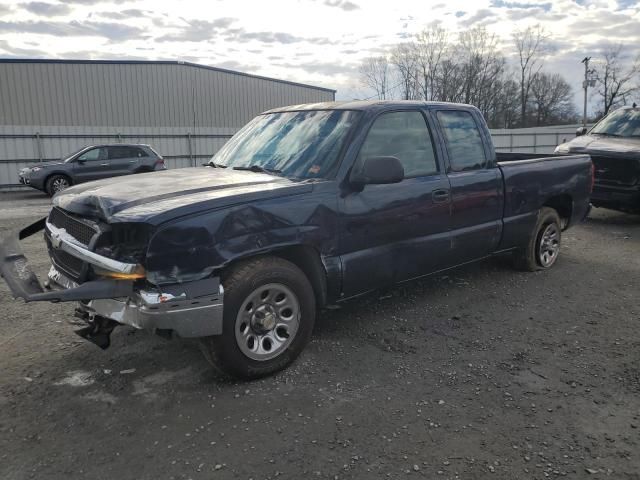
[{"left": 81, "top": 283, "right": 224, "bottom": 338}]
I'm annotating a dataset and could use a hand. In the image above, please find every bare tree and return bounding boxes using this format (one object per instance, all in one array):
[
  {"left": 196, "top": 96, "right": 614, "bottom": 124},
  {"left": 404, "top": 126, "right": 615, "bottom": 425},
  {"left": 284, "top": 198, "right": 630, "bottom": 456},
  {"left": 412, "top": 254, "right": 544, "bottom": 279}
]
[
  {"left": 530, "top": 73, "right": 575, "bottom": 125},
  {"left": 355, "top": 24, "right": 569, "bottom": 129},
  {"left": 458, "top": 27, "right": 506, "bottom": 120},
  {"left": 415, "top": 26, "right": 449, "bottom": 101},
  {"left": 359, "top": 56, "right": 391, "bottom": 100},
  {"left": 513, "top": 25, "right": 549, "bottom": 127},
  {"left": 391, "top": 42, "right": 419, "bottom": 100},
  {"left": 594, "top": 44, "right": 640, "bottom": 116}
]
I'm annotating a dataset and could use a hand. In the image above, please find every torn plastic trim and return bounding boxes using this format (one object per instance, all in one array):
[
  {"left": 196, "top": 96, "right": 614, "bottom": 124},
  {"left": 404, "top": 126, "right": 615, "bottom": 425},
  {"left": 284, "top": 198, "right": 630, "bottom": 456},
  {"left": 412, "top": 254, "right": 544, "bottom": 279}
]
[
  {"left": 46, "top": 220, "right": 141, "bottom": 275},
  {"left": 0, "top": 218, "right": 134, "bottom": 303}
]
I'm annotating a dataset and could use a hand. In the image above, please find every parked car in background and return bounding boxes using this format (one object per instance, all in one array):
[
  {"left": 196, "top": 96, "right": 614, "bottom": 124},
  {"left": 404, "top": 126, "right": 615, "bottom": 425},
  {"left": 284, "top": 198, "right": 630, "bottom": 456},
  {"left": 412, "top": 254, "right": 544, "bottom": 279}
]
[
  {"left": 1, "top": 101, "right": 592, "bottom": 379},
  {"left": 555, "top": 106, "right": 640, "bottom": 214},
  {"left": 18, "top": 144, "right": 166, "bottom": 196}
]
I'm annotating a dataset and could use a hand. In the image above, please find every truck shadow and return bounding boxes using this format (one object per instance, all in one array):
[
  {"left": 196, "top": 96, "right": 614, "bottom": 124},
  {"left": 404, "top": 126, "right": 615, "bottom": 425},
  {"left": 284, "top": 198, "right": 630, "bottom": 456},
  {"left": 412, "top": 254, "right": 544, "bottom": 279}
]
[
  {"left": 587, "top": 209, "right": 640, "bottom": 226},
  {"left": 313, "top": 254, "right": 514, "bottom": 339}
]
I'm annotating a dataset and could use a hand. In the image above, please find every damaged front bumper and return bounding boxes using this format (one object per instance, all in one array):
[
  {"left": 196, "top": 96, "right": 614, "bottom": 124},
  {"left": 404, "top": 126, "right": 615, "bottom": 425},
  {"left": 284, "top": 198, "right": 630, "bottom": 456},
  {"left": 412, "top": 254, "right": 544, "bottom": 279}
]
[
  {"left": 0, "top": 218, "right": 224, "bottom": 343},
  {"left": 78, "top": 277, "right": 224, "bottom": 338}
]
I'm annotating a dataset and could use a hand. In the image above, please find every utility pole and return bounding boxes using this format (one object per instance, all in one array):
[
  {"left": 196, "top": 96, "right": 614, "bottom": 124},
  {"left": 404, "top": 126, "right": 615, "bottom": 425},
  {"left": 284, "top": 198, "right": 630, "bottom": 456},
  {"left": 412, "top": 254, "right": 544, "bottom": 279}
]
[{"left": 581, "top": 57, "right": 591, "bottom": 127}]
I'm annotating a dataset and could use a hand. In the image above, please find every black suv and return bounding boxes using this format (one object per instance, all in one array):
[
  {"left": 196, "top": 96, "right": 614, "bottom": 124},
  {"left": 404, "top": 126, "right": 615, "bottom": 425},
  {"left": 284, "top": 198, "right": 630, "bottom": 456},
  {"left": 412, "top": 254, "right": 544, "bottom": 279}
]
[
  {"left": 18, "top": 144, "right": 166, "bottom": 196},
  {"left": 555, "top": 106, "right": 640, "bottom": 214}
]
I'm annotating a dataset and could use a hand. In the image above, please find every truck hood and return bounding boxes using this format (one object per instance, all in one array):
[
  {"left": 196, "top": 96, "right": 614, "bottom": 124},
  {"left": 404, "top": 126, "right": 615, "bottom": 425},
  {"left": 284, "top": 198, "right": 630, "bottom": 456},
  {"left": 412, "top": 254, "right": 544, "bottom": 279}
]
[
  {"left": 559, "top": 135, "right": 640, "bottom": 158},
  {"left": 53, "top": 167, "right": 313, "bottom": 224}
]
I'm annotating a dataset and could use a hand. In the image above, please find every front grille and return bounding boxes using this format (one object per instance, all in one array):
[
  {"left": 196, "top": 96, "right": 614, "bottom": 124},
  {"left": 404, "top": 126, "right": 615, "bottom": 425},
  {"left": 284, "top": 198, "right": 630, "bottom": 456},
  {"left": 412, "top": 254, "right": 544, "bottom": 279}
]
[
  {"left": 48, "top": 207, "right": 97, "bottom": 246},
  {"left": 47, "top": 207, "right": 100, "bottom": 281},
  {"left": 50, "top": 248, "right": 84, "bottom": 277}
]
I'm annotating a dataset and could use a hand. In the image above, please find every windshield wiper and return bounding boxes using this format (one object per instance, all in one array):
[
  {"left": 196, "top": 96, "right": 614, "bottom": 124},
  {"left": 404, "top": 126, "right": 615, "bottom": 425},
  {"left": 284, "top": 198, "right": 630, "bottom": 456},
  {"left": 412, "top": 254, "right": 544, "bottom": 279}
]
[
  {"left": 206, "top": 161, "right": 227, "bottom": 168},
  {"left": 593, "top": 132, "right": 623, "bottom": 137},
  {"left": 232, "top": 165, "right": 282, "bottom": 175}
]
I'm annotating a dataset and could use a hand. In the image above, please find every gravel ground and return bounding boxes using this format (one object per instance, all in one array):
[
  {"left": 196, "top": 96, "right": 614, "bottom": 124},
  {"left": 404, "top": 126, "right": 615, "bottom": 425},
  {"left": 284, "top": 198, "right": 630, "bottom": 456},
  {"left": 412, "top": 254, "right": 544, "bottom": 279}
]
[{"left": 0, "top": 190, "right": 638, "bottom": 480}]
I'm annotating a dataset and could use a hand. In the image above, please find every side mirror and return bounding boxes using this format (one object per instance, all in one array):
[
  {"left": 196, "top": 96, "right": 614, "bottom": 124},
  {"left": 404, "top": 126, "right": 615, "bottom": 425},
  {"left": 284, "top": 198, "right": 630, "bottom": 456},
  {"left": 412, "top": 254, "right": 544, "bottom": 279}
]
[
  {"left": 576, "top": 127, "right": 588, "bottom": 137},
  {"left": 76, "top": 158, "right": 86, "bottom": 164},
  {"left": 351, "top": 156, "right": 404, "bottom": 185}
]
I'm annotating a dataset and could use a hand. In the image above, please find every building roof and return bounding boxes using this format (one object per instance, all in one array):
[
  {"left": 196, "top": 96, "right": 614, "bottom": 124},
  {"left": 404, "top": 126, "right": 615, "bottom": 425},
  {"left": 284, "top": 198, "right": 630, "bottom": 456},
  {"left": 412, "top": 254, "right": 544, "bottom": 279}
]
[{"left": 0, "top": 58, "right": 336, "bottom": 94}]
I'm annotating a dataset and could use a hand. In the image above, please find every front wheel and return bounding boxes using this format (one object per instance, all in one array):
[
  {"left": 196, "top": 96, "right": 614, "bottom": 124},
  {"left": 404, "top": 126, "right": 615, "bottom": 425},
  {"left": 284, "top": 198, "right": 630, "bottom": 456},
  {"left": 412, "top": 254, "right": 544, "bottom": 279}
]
[
  {"left": 513, "top": 207, "right": 562, "bottom": 271},
  {"left": 200, "top": 256, "right": 316, "bottom": 379},
  {"left": 45, "top": 174, "right": 71, "bottom": 196}
]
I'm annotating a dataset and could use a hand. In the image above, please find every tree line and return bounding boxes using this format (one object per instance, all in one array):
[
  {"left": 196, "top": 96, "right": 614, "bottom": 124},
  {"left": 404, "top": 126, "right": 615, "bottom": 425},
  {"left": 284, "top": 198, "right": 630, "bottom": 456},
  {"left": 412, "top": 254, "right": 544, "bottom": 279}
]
[{"left": 359, "top": 25, "right": 639, "bottom": 128}]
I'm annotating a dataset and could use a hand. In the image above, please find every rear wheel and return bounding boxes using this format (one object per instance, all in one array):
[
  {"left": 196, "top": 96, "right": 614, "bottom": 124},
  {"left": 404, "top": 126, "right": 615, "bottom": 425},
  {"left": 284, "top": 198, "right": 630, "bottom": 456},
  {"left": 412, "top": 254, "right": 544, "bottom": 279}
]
[
  {"left": 45, "top": 174, "right": 71, "bottom": 196},
  {"left": 513, "top": 207, "right": 562, "bottom": 271},
  {"left": 200, "top": 256, "right": 316, "bottom": 379}
]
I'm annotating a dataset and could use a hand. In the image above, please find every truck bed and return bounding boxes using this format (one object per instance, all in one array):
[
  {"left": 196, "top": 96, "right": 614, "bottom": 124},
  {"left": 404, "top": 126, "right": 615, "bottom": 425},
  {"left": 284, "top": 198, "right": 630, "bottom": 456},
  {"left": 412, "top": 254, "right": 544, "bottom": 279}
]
[{"left": 495, "top": 152, "right": 592, "bottom": 251}]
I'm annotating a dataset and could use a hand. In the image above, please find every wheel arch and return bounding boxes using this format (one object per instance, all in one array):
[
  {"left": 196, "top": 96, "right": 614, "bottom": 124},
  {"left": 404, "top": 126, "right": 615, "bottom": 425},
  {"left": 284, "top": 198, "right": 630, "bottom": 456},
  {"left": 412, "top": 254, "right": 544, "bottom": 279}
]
[
  {"left": 44, "top": 171, "right": 73, "bottom": 193},
  {"left": 542, "top": 193, "right": 572, "bottom": 229},
  {"left": 221, "top": 245, "right": 328, "bottom": 308}
]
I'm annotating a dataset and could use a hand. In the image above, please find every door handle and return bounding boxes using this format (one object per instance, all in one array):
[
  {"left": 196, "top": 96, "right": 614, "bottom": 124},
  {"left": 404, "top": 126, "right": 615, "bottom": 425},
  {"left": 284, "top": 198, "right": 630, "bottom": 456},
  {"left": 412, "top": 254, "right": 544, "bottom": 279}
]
[
  {"left": 432, "top": 189, "right": 450, "bottom": 203},
  {"left": 129, "top": 160, "right": 137, "bottom": 163},
  {"left": 100, "top": 163, "right": 109, "bottom": 166}
]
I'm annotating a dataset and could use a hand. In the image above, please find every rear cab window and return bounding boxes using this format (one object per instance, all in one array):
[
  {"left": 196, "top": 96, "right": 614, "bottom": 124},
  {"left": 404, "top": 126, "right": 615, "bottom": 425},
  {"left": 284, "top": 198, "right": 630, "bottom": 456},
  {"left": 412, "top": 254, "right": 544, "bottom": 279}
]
[
  {"left": 356, "top": 110, "right": 439, "bottom": 178},
  {"left": 436, "top": 110, "right": 487, "bottom": 172}
]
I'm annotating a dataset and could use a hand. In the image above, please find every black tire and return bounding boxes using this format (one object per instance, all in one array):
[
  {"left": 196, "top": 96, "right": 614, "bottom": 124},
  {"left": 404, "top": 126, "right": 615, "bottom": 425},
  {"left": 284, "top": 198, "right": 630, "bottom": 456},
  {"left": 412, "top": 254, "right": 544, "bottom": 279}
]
[
  {"left": 200, "top": 256, "right": 316, "bottom": 379},
  {"left": 45, "top": 174, "right": 72, "bottom": 196},
  {"left": 513, "top": 207, "right": 562, "bottom": 272}
]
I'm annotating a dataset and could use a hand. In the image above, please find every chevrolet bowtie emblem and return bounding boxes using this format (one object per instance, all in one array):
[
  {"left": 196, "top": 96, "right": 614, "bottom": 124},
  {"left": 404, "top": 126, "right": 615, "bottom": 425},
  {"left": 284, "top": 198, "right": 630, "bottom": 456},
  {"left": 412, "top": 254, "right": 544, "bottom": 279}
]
[{"left": 50, "top": 230, "right": 63, "bottom": 248}]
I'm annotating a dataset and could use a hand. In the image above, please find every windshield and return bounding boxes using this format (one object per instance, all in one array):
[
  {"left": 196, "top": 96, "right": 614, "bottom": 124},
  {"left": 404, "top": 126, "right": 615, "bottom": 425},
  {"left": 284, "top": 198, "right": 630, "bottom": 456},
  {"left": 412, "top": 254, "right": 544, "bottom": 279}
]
[
  {"left": 210, "top": 110, "right": 360, "bottom": 179},
  {"left": 591, "top": 108, "right": 640, "bottom": 137},
  {"left": 63, "top": 146, "right": 89, "bottom": 162}
]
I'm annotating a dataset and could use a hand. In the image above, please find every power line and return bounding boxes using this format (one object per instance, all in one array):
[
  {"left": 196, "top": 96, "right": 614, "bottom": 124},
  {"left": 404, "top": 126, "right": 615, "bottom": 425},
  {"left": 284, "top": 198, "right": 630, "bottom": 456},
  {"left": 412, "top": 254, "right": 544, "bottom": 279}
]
[{"left": 361, "top": 79, "right": 407, "bottom": 100}]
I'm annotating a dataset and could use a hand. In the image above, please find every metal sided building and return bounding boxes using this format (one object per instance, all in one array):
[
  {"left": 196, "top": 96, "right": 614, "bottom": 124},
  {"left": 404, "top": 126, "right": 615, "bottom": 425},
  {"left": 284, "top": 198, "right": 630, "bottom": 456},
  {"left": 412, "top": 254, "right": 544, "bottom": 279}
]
[{"left": 0, "top": 59, "right": 336, "bottom": 189}]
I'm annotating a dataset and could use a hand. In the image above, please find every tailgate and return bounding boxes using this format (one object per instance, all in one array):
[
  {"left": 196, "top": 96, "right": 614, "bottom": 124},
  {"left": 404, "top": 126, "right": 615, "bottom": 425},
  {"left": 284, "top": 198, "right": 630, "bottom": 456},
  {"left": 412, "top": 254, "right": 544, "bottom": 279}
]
[{"left": 591, "top": 155, "right": 640, "bottom": 186}]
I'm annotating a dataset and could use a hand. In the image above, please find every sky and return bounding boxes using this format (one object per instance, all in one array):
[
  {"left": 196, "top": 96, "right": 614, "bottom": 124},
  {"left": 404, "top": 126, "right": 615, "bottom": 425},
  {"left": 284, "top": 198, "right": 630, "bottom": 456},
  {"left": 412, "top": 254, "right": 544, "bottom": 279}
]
[{"left": 1, "top": 0, "right": 639, "bottom": 115}]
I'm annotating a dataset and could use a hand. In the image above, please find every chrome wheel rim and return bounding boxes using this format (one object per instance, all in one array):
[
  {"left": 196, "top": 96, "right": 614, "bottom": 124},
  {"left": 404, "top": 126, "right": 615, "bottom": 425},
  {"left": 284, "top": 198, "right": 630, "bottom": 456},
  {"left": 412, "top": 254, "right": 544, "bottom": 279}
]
[
  {"left": 52, "top": 177, "right": 69, "bottom": 192},
  {"left": 538, "top": 223, "right": 560, "bottom": 267},
  {"left": 235, "top": 283, "right": 300, "bottom": 361}
]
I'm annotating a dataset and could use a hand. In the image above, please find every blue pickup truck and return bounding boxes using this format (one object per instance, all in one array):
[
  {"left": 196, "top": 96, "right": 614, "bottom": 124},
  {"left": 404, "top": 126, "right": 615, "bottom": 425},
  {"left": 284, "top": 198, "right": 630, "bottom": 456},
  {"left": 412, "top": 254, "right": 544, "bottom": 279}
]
[{"left": 0, "top": 101, "right": 592, "bottom": 379}]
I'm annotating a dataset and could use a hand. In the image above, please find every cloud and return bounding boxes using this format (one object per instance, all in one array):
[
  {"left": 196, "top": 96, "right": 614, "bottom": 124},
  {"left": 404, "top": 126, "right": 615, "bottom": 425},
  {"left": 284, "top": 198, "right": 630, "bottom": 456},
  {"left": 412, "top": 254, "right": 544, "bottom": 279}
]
[
  {"left": 157, "top": 18, "right": 336, "bottom": 46},
  {"left": 59, "top": 0, "right": 129, "bottom": 4},
  {"left": 616, "top": 0, "right": 638, "bottom": 9},
  {"left": 96, "top": 9, "right": 149, "bottom": 20},
  {"left": 23, "top": 2, "right": 72, "bottom": 16},
  {"left": 156, "top": 18, "right": 237, "bottom": 42},
  {"left": 490, "top": 0, "right": 552, "bottom": 10},
  {"left": 460, "top": 9, "right": 497, "bottom": 26},
  {"left": 504, "top": 7, "right": 549, "bottom": 20},
  {"left": 324, "top": 0, "right": 360, "bottom": 11},
  {"left": 0, "top": 39, "right": 46, "bottom": 57},
  {"left": 0, "top": 20, "right": 145, "bottom": 41},
  {"left": 275, "top": 61, "right": 357, "bottom": 77},
  {"left": 234, "top": 31, "right": 333, "bottom": 45}
]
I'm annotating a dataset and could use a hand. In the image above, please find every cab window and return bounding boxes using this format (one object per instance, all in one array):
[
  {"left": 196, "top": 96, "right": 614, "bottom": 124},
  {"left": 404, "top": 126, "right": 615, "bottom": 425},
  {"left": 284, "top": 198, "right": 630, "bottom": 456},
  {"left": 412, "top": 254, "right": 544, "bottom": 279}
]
[
  {"left": 436, "top": 110, "right": 487, "bottom": 172},
  {"left": 356, "top": 111, "right": 439, "bottom": 178}
]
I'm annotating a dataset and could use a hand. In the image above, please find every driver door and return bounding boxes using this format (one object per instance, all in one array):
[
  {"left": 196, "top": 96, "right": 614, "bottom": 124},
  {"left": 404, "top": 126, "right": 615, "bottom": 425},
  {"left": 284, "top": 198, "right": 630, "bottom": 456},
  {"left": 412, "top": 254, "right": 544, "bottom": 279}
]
[
  {"left": 72, "top": 147, "right": 108, "bottom": 183},
  {"left": 339, "top": 110, "right": 452, "bottom": 298}
]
